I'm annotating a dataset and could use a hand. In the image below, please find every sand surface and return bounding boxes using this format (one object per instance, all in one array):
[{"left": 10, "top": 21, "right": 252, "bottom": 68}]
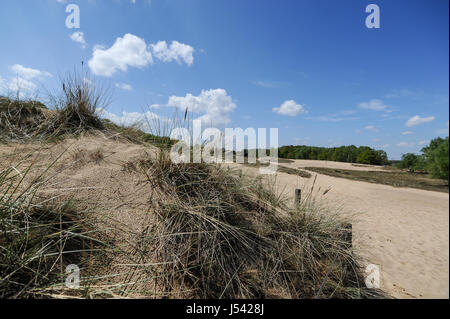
[{"left": 241, "top": 159, "right": 449, "bottom": 299}]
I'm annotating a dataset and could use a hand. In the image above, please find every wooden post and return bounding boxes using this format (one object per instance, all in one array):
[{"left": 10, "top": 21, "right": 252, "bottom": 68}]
[
  {"left": 343, "top": 223, "right": 352, "bottom": 248},
  {"left": 294, "top": 189, "right": 301, "bottom": 207}
]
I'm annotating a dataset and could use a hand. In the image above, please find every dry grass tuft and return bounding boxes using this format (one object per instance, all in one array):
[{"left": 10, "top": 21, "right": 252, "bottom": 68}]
[
  {"left": 0, "top": 69, "right": 109, "bottom": 143},
  {"left": 125, "top": 150, "right": 385, "bottom": 299},
  {"left": 0, "top": 153, "right": 110, "bottom": 299}
]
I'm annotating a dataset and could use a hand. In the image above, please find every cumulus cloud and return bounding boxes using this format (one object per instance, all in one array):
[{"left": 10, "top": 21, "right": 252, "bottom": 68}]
[
  {"left": 167, "top": 89, "right": 236, "bottom": 126},
  {"left": 150, "top": 41, "right": 194, "bottom": 66},
  {"left": 405, "top": 115, "right": 435, "bottom": 127},
  {"left": 115, "top": 83, "right": 133, "bottom": 91},
  {"left": 10, "top": 64, "right": 52, "bottom": 80},
  {"left": 70, "top": 31, "right": 87, "bottom": 48},
  {"left": 402, "top": 131, "right": 413, "bottom": 135},
  {"left": 358, "top": 99, "right": 388, "bottom": 111},
  {"left": 88, "top": 34, "right": 153, "bottom": 77},
  {"left": 97, "top": 108, "right": 158, "bottom": 129},
  {"left": 1, "top": 65, "right": 51, "bottom": 98},
  {"left": 273, "top": 100, "right": 306, "bottom": 117},
  {"left": 9, "top": 77, "right": 37, "bottom": 92},
  {"left": 88, "top": 34, "right": 195, "bottom": 76}
]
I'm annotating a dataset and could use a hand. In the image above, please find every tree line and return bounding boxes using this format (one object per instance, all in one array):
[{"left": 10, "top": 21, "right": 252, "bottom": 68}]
[{"left": 277, "top": 145, "right": 389, "bottom": 165}]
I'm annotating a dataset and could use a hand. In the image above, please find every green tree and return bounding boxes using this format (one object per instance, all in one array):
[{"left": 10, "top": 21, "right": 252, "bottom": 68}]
[
  {"left": 398, "top": 153, "right": 420, "bottom": 171},
  {"left": 356, "top": 150, "right": 376, "bottom": 164},
  {"left": 423, "top": 137, "right": 449, "bottom": 181}
]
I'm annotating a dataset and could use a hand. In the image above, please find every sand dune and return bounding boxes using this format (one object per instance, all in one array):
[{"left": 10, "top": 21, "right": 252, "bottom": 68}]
[
  {"left": 243, "top": 159, "right": 449, "bottom": 299},
  {"left": 2, "top": 137, "right": 448, "bottom": 299}
]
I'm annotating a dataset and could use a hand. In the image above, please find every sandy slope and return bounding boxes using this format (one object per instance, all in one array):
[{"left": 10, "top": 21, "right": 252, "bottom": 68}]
[
  {"left": 243, "top": 159, "right": 449, "bottom": 299},
  {"left": 1, "top": 137, "right": 448, "bottom": 299}
]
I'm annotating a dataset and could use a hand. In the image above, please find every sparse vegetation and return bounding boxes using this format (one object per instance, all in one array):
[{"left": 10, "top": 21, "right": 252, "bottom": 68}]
[
  {"left": 244, "top": 161, "right": 312, "bottom": 178},
  {"left": 0, "top": 69, "right": 109, "bottom": 143},
  {"left": 304, "top": 167, "right": 448, "bottom": 193},
  {"left": 0, "top": 97, "right": 49, "bottom": 143}
]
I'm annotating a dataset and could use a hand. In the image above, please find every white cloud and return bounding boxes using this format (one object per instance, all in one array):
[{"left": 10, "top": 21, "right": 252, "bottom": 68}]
[
  {"left": 10, "top": 64, "right": 52, "bottom": 80},
  {"left": 115, "top": 83, "right": 133, "bottom": 91},
  {"left": 364, "top": 125, "right": 377, "bottom": 131},
  {"left": 402, "top": 131, "right": 413, "bottom": 135},
  {"left": 397, "top": 142, "right": 415, "bottom": 147},
  {"left": 150, "top": 41, "right": 194, "bottom": 66},
  {"left": 358, "top": 99, "right": 388, "bottom": 111},
  {"left": 418, "top": 140, "right": 429, "bottom": 145},
  {"left": 88, "top": 34, "right": 153, "bottom": 77},
  {"left": 167, "top": 89, "right": 236, "bottom": 126},
  {"left": 273, "top": 100, "right": 306, "bottom": 117},
  {"left": 88, "top": 35, "right": 195, "bottom": 76},
  {"left": 70, "top": 31, "right": 87, "bottom": 48},
  {"left": 9, "top": 77, "right": 37, "bottom": 92},
  {"left": 0, "top": 77, "right": 38, "bottom": 99},
  {"left": 97, "top": 108, "right": 158, "bottom": 128},
  {"left": 1, "top": 64, "right": 51, "bottom": 98},
  {"left": 405, "top": 115, "right": 435, "bottom": 127}
]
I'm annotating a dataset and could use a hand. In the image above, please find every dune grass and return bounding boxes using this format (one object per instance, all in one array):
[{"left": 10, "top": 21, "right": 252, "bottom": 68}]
[
  {"left": 0, "top": 70, "right": 108, "bottom": 143},
  {"left": 123, "top": 150, "right": 384, "bottom": 299},
  {"left": 0, "top": 153, "right": 110, "bottom": 299}
]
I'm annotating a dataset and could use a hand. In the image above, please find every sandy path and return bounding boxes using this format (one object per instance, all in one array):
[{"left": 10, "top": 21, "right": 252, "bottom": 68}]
[{"left": 241, "top": 160, "right": 449, "bottom": 299}]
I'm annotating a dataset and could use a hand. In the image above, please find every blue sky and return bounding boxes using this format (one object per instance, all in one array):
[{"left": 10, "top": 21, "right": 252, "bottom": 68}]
[{"left": 0, "top": 0, "right": 448, "bottom": 159}]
